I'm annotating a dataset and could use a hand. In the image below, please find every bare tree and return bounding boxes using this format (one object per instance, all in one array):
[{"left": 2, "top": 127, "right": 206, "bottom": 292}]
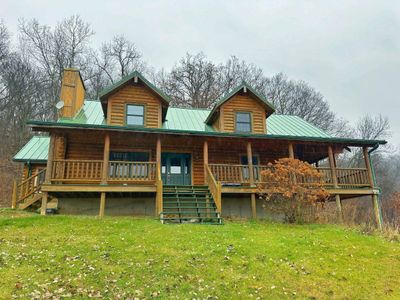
[
  {"left": 157, "top": 52, "right": 341, "bottom": 133},
  {"left": 0, "top": 19, "right": 9, "bottom": 62},
  {"left": 156, "top": 53, "right": 222, "bottom": 108},
  {"left": 356, "top": 114, "right": 391, "bottom": 140},
  {"left": 19, "top": 15, "right": 94, "bottom": 119},
  {"left": 86, "top": 35, "right": 146, "bottom": 98}
]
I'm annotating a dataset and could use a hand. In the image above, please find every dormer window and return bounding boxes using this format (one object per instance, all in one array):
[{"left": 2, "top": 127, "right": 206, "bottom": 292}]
[
  {"left": 235, "top": 112, "right": 252, "bottom": 133},
  {"left": 126, "top": 104, "right": 144, "bottom": 126}
]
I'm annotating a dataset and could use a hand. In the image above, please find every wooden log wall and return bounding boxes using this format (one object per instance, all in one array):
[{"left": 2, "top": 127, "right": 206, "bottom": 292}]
[
  {"left": 107, "top": 82, "right": 162, "bottom": 128},
  {"left": 214, "top": 92, "right": 267, "bottom": 134}
]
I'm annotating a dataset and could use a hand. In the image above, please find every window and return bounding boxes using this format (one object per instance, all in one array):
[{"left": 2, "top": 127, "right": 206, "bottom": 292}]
[
  {"left": 126, "top": 104, "right": 144, "bottom": 126},
  {"left": 235, "top": 112, "right": 252, "bottom": 132},
  {"left": 110, "top": 151, "right": 149, "bottom": 162}
]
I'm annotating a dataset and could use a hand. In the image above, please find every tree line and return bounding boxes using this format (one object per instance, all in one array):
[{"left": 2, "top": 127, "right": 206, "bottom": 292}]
[{"left": 0, "top": 15, "right": 398, "bottom": 221}]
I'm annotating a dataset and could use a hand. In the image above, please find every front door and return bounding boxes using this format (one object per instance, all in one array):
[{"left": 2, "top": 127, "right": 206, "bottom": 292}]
[{"left": 161, "top": 153, "right": 191, "bottom": 185}]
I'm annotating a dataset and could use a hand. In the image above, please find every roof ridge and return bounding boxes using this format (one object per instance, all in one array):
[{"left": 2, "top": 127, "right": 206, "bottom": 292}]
[{"left": 168, "top": 106, "right": 211, "bottom": 111}]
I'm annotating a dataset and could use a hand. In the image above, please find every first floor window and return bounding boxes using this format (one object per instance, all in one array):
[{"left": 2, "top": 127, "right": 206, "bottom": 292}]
[
  {"left": 126, "top": 104, "right": 144, "bottom": 126},
  {"left": 235, "top": 112, "right": 252, "bottom": 133}
]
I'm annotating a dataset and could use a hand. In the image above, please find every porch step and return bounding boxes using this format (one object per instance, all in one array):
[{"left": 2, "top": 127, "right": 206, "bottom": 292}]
[
  {"left": 160, "top": 185, "right": 222, "bottom": 225},
  {"left": 18, "top": 193, "right": 43, "bottom": 210}
]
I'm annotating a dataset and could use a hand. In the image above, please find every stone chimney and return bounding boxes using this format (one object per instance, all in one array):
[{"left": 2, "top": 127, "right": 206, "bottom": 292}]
[{"left": 59, "top": 68, "right": 85, "bottom": 118}]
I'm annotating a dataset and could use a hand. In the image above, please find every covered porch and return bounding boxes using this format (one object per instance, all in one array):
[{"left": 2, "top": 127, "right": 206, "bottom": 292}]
[{"left": 14, "top": 127, "right": 382, "bottom": 226}]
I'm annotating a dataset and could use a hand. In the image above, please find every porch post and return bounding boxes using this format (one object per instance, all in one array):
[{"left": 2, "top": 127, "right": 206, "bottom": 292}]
[
  {"left": 101, "top": 133, "right": 110, "bottom": 184},
  {"left": 11, "top": 179, "right": 17, "bottom": 209},
  {"left": 156, "top": 137, "right": 162, "bottom": 167},
  {"left": 363, "top": 147, "right": 383, "bottom": 229},
  {"left": 246, "top": 142, "right": 256, "bottom": 219},
  {"left": 288, "top": 142, "right": 295, "bottom": 159},
  {"left": 40, "top": 192, "right": 48, "bottom": 215},
  {"left": 44, "top": 133, "right": 55, "bottom": 184},
  {"left": 328, "top": 145, "right": 343, "bottom": 223},
  {"left": 99, "top": 192, "right": 106, "bottom": 218},
  {"left": 363, "top": 147, "right": 375, "bottom": 188},
  {"left": 41, "top": 133, "right": 55, "bottom": 216},
  {"left": 156, "top": 137, "right": 162, "bottom": 216},
  {"left": 246, "top": 142, "right": 254, "bottom": 185},
  {"left": 203, "top": 140, "right": 208, "bottom": 184}
]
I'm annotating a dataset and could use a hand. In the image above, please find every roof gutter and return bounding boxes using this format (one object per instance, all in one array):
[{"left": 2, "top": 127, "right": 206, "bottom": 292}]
[{"left": 368, "top": 143, "right": 380, "bottom": 154}]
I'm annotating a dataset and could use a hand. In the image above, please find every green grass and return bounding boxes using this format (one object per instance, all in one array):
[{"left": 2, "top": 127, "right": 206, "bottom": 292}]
[{"left": 0, "top": 209, "right": 399, "bottom": 299}]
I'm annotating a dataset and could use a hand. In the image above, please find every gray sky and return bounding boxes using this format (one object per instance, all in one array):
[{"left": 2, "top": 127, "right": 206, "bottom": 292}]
[{"left": 2, "top": 0, "right": 400, "bottom": 145}]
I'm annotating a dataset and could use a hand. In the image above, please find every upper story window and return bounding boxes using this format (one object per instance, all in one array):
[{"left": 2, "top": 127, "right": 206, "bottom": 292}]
[
  {"left": 126, "top": 104, "right": 144, "bottom": 126},
  {"left": 235, "top": 112, "right": 252, "bottom": 133}
]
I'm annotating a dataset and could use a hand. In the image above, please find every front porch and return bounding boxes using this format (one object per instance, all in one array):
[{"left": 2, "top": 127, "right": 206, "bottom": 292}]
[{"left": 12, "top": 129, "right": 382, "bottom": 226}]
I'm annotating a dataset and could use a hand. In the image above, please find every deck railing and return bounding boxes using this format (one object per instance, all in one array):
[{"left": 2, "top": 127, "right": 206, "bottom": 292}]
[
  {"left": 206, "top": 165, "right": 222, "bottom": 212},
  {"left": 209, "top": 164, "right": 250, "bottom": 184},
  {"left": 52, "top": 159, "right": 104, "bottom": 182},
  {"left": 108, "top": 161, "right": 157, "bottom": 182},
  {"left": 316, "top": 167, "right": 370, "bottom": 188},
  {"left": 51, "top": 159, "right": 157, "bottom": 183},
  {"left": 17, "top": 169, "right": 46, "bottom": 202},
  {"left": 208, "top": 164, "right": 371, "bottom": 189}
]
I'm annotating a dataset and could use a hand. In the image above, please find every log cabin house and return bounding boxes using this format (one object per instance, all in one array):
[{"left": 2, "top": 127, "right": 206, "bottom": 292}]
[{"left": 12, "top": 69, "right": 386, "bottom": 225}]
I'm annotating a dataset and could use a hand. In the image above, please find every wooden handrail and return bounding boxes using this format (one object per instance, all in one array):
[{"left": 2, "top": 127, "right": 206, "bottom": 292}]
[
  {"left": 52, "top": 159, "right": 103, "bottom": 182},
  {"left": 108, "top": 161, "right": 157, "bottom": 181},
  {"left": 51, "top": 159, "right": 157, "bottom": 183},
  {"left": 206, "top": 165, "right": 221, "bottom": 212},
  {"left": 155, "top": 162, "right": 163, "bottom": 215},
  {"left": 17, "top": 169, "right": 46, "bottom": 203}
]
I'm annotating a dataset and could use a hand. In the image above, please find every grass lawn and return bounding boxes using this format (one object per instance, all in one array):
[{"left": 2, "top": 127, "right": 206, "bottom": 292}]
[{"left": 0, "top": 210, "right": 399, "bottom": 299}]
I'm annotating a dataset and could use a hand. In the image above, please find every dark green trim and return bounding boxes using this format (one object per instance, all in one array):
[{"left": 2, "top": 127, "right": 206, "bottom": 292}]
[
  {"left": 27, "top": 120, "right": 387, "bottom": 146},
  {"left": 13, "top": 159, "right": 47, "bottom": 163},
  {"left": 205, "top": 82, "right": 276, "bottom": 125}
]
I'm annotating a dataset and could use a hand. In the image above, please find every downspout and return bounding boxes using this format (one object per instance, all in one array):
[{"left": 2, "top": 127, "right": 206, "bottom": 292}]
[
  {"left": 368, "top": 143, "right": 383, "bottom": 224},
  {"left": 368, "top": 143, "right": 380, "bottom": 187}
]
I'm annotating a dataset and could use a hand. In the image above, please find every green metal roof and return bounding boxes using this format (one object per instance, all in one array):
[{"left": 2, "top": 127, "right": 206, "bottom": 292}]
[
  {"left": 55, "top": 100, "right": 329, "bottom": 138},
  {"left": 98, "top": 70, "right": 171, "bottom": 104},
  {"left": 21, "top": 100, "right": 386, "bottom": 162},
  {"left": 205, "top": 82, "right": 276, "bottom": 124},
  {"left": 13, "top": 136, "right": 49, "bottom": 162}
]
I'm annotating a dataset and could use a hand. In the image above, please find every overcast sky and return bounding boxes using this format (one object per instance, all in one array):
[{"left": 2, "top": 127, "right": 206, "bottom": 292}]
[{"left": 2, "top": 0, "right": 400, "bottom": 146}]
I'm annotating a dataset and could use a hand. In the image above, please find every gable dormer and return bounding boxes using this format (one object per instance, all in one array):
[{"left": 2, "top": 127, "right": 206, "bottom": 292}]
[
  {"left": 99, "top": 71, "right": 170, "bottom": 128},
  {"left": 205, "top": 83, "right": 275, "bottom": 134}
]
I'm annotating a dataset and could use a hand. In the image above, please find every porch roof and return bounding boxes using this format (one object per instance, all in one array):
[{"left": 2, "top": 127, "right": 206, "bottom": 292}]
[{"left": 13, "top": 136, "right": 49, "bottom": 163}]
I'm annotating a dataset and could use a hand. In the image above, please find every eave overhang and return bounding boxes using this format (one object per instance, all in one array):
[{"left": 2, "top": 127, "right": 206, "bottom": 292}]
[{"left": 27, "top": 120, "right": 387, "bottom": 148}]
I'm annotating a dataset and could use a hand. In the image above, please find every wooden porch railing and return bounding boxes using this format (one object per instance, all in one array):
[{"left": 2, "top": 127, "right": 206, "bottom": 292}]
[
  {"left": 208, "top": 164, "right": 372, "bottom": 189},
  {"left": 52, "top": 159, "right": 104, "bottom": 182},
  {"left": 108, "top": 161, "right": 157, "bottom": 182},
  {"left": 209, "top": 164, "right": 250, "bottom": 184},
  {"left": 316, "top": 167, "right": 370, "bottom": 188},
  {"left": 51, "top": 159, "right": 157, "bottom": 183},
  {"left": 206, "top": 165, "right": 222, "bottom": 212},
  {"left": 16, "top": 169, "right": 46, "bottom": 203}
]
